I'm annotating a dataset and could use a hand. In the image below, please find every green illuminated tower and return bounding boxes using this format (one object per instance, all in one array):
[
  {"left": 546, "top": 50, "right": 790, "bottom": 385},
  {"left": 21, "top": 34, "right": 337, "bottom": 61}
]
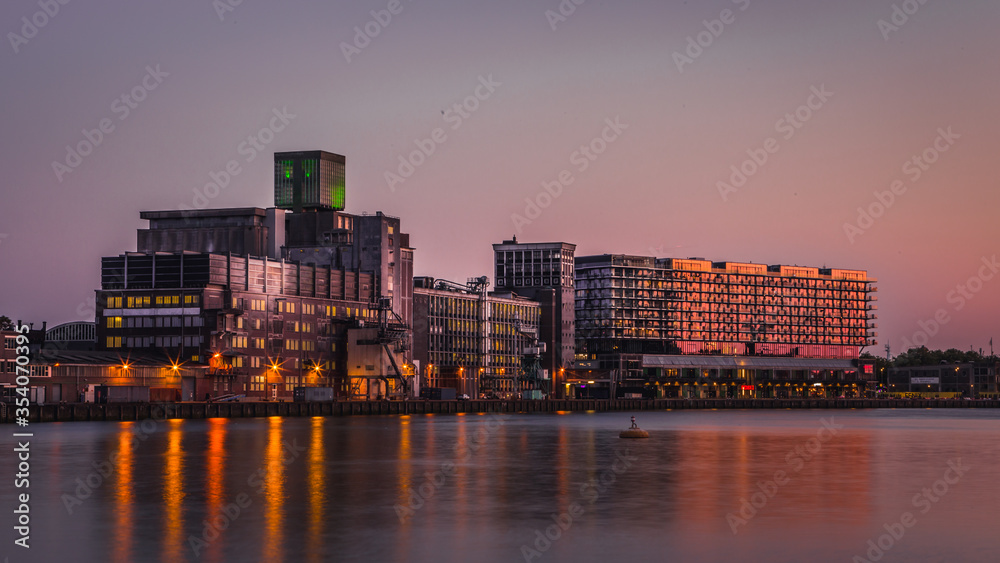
[{"left": 274, "top": 151, "right": 346, "bottom": 212}]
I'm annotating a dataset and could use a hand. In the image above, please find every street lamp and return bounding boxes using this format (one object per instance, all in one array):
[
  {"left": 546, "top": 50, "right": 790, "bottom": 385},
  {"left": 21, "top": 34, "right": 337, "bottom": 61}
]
[{"left": 265, "top": 297, "right": 286, "bottom": 400}]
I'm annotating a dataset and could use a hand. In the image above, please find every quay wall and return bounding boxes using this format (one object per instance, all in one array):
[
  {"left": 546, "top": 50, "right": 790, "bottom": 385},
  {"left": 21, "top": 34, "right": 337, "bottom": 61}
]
[{"left": 3, "top": 398, "right": 1000, "bottom": 423}]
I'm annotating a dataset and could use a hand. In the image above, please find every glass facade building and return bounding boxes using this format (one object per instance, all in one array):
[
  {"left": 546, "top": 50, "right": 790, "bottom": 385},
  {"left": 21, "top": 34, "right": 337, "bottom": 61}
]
[{"left": 575, "top": 255, "right": 878, "bottom": 359}]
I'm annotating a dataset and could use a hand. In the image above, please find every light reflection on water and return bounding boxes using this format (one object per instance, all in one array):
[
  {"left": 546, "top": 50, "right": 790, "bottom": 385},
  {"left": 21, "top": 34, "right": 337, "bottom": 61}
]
[{"left": 9, "top": 409, "right": 1000, "bottom": 562}]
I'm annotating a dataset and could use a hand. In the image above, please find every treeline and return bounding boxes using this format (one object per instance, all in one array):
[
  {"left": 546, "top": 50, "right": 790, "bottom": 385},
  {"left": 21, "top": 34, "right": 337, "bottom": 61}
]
[{"left": 863, "top": 346, "right": 995, "bottom": 368}]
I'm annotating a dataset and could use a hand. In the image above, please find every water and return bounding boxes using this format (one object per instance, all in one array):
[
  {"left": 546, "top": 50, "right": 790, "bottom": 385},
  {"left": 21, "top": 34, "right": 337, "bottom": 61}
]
[{"left": 3, "top": 409, "right": 999, "bottom": 562}]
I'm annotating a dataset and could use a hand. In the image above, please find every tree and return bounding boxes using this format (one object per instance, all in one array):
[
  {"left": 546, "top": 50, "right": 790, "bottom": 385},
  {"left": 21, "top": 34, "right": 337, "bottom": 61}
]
[
  {"left": 893, "top": 346, "right": 984, "bottom": 367},
  {"left": 0, "top": 316, "right": 13, "bottom": 331}
]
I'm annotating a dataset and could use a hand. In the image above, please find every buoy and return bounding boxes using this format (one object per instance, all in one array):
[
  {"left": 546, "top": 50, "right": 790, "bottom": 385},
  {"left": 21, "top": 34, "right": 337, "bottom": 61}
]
[{"left": 620, "top": 416, "right": 649, "bottom": 439}]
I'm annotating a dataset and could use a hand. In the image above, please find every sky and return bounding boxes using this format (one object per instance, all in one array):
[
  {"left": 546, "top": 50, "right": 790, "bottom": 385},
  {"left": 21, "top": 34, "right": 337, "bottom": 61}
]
[{"left": 1, "top": 0, "right": 998, "bottom": 356}]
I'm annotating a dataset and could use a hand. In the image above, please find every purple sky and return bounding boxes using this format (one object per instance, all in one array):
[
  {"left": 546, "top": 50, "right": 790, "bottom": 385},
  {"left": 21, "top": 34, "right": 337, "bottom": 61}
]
[{"left": 1, "top": 0, "right": 998, "bottom": 356}]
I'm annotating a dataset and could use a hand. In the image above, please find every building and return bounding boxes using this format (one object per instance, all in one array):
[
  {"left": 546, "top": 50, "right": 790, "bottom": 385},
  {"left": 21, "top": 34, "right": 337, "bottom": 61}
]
[
  {"left": 887, "top": 363, "right": 999, "bottom": 398},
  {"left": 137, "top": 208, "right": 284, "bottom": 258},
  {"left": 44, "top": 321, "right": 97, "bottom": 351},
  {"left": 568, "top": 355, "right": 876, "bottom": 399},
  {"left": 412, "top": 277, "right": 541, "bottom": 398},
  {"left": 285, "top": 211, "right": 414, "bottom": 330},
  {"left": 493, "top": 238, "right": 576, "bottom": 396},
  {"left": 26, "top": 350, "right": 207, "bottom": 403},
  {"left": 1, "top": 326, "right": 52, "bottom": 403},
  {"left": 274, "top": 150, "right": 346, "bottom": 212},
  {"left": 95, "top": 252, "right": 382, "bottom": 400},
  {"left": 572, "top": 254, "right": 879, "bottom": 398},
  {"left": 92, "top": 150, "right": 414, "bottom": 401}
]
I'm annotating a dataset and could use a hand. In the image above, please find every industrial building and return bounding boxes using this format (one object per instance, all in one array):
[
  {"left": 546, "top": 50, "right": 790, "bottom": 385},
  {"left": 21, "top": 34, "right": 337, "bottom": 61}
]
[
  {"left": 412, "top": 276, "right": 541, "bottom": 398},
  {"left": 492, "top": 238, "right": 576, "bottom": 397},
  {"left": 93, "top": 150, "right": 414, "bottom": 401}
]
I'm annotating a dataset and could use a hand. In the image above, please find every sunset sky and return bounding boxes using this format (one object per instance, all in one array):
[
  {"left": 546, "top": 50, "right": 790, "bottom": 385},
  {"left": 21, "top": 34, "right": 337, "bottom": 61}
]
[{"left": 1, "top": 0, "right": 997, "bottom": 355}]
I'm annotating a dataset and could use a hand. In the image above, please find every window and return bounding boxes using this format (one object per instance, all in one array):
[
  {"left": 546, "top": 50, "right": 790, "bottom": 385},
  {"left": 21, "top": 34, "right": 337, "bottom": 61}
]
[
  {"left": 250, "top": 374, "right": 266, "bottom": 392},
  {"left": 106, "top": 316, "right": 122, "bottom": 328}
]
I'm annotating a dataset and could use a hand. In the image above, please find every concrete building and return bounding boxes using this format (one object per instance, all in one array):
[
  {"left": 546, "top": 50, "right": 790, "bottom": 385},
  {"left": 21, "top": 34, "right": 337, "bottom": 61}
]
[
  {"left": 412, "top": 277, "right": 541, "bottom": 398},
  {"left": 92, "top": 150, "right": 414, "bottom": 401},
  {"left": 137, "top": 208, "right": 284, "bottom": 258},
  {"left": 493, "top": 238, "right": 576, "bottom": 396},
  {"left": 285, "top": 211, "right": 414, "bottom": 330},
  {"left": 95, "top": 252, "right": 384, "bottom": 400},
  {"left": 274, "top": 150, "right": 346, "bottom": 212}
]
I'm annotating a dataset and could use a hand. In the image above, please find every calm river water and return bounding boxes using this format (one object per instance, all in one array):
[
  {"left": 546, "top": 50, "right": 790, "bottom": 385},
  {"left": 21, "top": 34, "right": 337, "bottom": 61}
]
[{"left": 3, "top": 409, "right": 999, "bottom": 562}]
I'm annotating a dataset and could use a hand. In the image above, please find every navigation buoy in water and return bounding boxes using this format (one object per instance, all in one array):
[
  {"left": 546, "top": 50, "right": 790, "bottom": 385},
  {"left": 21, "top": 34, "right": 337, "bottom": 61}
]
[{"left": 620, "top": 415, "right": 649, "bottom": 439}]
